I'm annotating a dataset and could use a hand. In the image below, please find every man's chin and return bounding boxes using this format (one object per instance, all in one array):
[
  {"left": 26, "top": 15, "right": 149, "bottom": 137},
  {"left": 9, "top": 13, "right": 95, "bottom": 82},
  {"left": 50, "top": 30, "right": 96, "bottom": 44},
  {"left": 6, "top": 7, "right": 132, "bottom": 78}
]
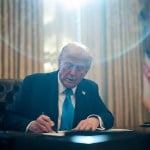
[{"left": 63, "top": 82, "right": 76, "bottom": 88}]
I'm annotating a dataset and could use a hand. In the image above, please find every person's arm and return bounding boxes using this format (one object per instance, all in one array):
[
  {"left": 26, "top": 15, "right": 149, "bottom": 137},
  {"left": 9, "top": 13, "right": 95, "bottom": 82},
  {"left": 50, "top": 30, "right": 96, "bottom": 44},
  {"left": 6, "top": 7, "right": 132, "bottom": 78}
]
[
  {"left": 26, "top": 114, "right": 55, "bottom": 133},
  {"left": 3, "top": 109, "right": 32, "bottom": 132},
  {"left": 90, "top": 82, "right": 114, "bottom": 129},
  {"left": 87, "top": 114, "right": 105, "bottom": 130},
  {"left": 73, "top": 80, "right": 114, "bottom": 131}
]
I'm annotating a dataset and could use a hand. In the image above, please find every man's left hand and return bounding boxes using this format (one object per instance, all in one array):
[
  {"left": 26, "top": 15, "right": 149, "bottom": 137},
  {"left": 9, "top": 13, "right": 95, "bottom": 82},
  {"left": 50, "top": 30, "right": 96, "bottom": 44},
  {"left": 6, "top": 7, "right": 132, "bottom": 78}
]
[{"left": 73, "top": 117, "right": 99, "bottom": 131}]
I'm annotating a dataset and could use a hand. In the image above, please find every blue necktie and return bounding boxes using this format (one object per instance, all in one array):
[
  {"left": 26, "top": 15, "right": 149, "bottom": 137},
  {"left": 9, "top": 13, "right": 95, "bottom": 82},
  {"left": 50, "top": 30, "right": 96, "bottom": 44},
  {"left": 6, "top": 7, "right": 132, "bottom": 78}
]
[{"left": 60, "top": 88, "right": 74, "bottom": 130}]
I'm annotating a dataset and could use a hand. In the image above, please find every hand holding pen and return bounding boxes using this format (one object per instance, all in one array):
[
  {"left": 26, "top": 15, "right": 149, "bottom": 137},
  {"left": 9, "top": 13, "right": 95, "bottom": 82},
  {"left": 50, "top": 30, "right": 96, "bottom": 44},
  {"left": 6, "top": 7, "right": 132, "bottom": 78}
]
[{"left": 28, "top": 112, "right": 55, "bottom": 133}]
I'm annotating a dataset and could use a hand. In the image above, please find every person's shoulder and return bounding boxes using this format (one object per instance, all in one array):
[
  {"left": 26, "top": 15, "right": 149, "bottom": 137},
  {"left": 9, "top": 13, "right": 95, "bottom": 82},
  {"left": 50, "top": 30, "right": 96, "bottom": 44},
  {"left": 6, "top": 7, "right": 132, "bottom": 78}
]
[
  {"left": 23, "top": 71, "right": 58, "bottom": 81},
  {"left": 82, "top": 78, "right": 98, "bottom": 87}
]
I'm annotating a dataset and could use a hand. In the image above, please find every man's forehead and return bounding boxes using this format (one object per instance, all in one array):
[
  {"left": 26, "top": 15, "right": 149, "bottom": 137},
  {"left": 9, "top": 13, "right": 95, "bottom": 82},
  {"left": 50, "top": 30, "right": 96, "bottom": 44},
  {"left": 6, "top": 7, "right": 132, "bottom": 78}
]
[{"left": 61, "top": 55, "right": 87, "bottom": 64}]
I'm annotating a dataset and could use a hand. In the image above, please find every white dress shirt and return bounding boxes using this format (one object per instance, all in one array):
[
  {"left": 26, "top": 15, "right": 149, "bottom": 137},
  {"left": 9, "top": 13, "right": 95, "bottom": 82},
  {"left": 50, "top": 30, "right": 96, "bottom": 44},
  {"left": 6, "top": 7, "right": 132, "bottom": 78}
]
[{"left": 57, "top": 74, "right": 76, "bottom": 130}]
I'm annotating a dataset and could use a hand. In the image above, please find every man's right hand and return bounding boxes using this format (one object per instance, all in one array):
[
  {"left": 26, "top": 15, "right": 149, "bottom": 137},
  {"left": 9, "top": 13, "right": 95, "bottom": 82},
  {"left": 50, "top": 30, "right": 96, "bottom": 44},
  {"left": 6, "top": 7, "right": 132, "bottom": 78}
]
[{"left": 28, "top": 114, "right": 55, "bottom": 133}]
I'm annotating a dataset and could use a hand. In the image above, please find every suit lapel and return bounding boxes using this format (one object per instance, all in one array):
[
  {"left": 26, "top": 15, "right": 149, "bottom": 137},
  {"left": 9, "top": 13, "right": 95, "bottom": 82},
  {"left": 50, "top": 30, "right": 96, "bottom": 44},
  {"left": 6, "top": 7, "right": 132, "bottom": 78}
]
[
  {"left": 73, "top": 81, "right": 88, "bottom": 127},
  {"left": 46, "top": 72, "right": 59, "bottom": 127}
]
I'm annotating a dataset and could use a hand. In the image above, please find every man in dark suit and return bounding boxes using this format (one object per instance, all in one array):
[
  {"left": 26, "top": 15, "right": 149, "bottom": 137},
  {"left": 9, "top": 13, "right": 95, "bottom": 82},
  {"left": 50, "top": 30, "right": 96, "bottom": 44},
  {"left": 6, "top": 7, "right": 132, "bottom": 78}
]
[{"left": 3, "top": 42, "right": 114, "bottom": 133}]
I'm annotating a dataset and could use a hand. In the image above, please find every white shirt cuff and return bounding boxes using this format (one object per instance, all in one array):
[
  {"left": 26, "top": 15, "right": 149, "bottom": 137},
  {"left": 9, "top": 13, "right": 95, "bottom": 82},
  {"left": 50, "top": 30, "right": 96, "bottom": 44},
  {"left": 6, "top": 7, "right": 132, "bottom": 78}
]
[
  {"left": 87, "top": 114, "right": 105, "bottom": 130},
  {"left": 25, "top": 121, "right": 35, "bottom": 133}
]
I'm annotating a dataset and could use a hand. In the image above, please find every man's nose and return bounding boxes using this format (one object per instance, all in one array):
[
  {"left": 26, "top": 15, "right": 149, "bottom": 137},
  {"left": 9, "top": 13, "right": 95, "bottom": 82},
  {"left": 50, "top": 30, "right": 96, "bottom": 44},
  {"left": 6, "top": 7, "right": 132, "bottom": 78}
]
[{"left": 70, "top": 66, "right": 77, "bottom": 75}]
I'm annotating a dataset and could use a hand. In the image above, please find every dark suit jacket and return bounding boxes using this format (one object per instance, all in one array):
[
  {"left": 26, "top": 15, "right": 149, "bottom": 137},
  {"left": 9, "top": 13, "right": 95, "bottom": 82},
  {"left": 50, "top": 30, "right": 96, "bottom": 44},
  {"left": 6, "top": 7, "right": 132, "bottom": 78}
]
[{"left": 3, "top": 71, "right": 114, "bottom": 132}]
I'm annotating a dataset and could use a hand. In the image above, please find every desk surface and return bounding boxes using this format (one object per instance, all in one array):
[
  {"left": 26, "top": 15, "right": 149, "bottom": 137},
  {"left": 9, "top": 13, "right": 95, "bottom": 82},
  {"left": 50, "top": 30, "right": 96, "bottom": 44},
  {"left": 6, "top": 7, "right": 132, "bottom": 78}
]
[{"left": 0, "top": 130, "right": 150, "bottom": 150}]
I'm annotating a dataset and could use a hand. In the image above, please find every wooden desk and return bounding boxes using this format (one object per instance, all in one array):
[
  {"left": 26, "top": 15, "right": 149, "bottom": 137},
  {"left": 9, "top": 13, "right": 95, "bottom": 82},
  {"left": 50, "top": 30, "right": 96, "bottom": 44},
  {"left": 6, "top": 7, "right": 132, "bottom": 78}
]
[{"left": 0, "top": 130, "right": 149, "bottom": 150}]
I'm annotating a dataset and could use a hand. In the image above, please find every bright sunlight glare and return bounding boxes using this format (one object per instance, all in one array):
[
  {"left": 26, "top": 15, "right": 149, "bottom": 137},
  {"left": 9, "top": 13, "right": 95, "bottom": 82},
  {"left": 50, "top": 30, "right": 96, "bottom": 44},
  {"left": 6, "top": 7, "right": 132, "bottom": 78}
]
[
  {"left": 58, "top": 0, "right": 87, "bottom": 9},
  {"left": 70, "top": 135, "right": 110, "bottom": 144}
]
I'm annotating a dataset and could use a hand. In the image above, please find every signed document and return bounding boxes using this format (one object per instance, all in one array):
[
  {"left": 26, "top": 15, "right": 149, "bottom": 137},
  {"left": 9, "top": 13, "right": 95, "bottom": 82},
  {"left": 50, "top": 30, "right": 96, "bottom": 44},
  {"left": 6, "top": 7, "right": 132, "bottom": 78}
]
[
  {"left": 41, "top": 128, "right": 133, "bottom": 136},
  {"left": 96, "top": 128, "right": 133, "bottom": 132},
  {"left": 42, "top": 131, "right": 67, "bottom": 136}
]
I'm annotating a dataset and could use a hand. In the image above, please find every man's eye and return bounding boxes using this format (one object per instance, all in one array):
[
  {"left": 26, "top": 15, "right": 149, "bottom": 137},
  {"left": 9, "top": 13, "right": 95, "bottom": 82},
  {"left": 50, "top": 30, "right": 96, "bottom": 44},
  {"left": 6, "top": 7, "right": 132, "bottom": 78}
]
[
  {"left": 63, "top": 62, "right": 86, "bottom": 71},
  {"left": 65, "top": 63, "right": 73, "bottom": 68},
  {"left": 76, "top": 66, "right": 83, "bottom": 71}
]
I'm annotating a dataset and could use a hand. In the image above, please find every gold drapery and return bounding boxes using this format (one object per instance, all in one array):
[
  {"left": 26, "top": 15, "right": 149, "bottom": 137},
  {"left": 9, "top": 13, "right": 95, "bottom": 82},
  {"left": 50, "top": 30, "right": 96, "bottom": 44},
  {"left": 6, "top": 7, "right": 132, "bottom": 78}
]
[
  {"left": 80, "top": 0, "right": 143, "bottom": 129},
  {"left": 0, "top": 0, "right": 149, "bottom": 130},
  {"left": 44, "top": 0, "right": 150, "bottom": 129},
  {"left": 0, "top": 0, "right": 43, "bottom": 79}
]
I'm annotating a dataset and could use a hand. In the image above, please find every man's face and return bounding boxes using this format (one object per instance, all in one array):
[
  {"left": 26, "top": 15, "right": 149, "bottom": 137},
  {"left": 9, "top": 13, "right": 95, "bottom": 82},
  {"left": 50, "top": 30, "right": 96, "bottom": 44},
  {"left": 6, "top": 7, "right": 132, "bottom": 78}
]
[{"left": 59, "top": 57, "right": 89, "bottom": 88}]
